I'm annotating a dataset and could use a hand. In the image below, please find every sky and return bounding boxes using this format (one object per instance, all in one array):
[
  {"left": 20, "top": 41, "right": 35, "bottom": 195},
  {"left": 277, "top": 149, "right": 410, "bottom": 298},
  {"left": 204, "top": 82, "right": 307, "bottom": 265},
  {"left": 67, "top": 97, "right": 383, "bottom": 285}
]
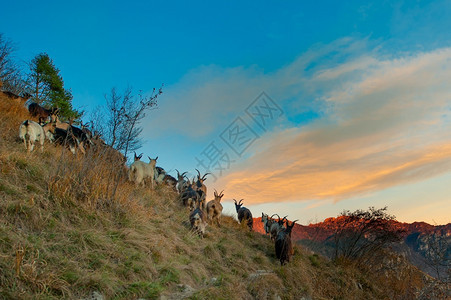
[{"left": 1, "top": 0, "right": 450, "bottom": 225}]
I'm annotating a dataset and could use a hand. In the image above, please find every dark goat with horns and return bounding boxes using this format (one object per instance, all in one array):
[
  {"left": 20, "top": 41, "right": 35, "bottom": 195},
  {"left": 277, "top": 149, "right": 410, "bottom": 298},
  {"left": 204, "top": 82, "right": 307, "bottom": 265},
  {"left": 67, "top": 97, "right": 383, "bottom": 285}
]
[{"left": 234, "top": 199, "right": 253, "bottom": 230}]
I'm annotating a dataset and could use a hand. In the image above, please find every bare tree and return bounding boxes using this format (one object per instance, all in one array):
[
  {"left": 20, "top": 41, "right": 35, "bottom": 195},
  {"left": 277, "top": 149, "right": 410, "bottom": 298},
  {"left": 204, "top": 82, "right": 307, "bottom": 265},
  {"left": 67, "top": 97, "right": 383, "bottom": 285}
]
[
  {"left": 327, "top": 207, "right": 406, "bottom": 265},
  {"left": 98, "top": 86, "right": 162, "bottom": 200},
  {"left": 0, "top": 33, "right": 25, "bottom": 95},
  {"left": 101, "top": 86, "right": 162, "bottom": 160}
]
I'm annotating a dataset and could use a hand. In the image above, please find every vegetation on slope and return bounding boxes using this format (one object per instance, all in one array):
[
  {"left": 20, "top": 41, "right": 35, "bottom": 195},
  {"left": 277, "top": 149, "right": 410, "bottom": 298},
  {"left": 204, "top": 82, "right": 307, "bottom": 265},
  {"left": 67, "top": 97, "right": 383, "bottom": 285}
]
[{"left": 0, "top": 95, "right": 431, "bottom": 299}]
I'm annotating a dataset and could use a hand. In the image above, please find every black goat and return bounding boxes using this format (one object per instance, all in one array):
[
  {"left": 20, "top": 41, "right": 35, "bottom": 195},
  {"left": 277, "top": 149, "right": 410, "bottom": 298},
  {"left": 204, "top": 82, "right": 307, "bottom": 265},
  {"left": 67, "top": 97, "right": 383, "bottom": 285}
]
[
  {"left": 275, "top": 219, "right": 298, "bottom": 265},
  {"left": 234, "top": 199, "right": 253, "bottom": 230}
]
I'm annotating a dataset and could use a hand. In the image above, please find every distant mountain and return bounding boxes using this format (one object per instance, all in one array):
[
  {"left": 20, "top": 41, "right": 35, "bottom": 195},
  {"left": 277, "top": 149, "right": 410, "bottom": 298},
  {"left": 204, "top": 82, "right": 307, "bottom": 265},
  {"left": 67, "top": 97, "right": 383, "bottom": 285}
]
[{"left": 254, "top": 217, "right": 451, "bottom": 279}]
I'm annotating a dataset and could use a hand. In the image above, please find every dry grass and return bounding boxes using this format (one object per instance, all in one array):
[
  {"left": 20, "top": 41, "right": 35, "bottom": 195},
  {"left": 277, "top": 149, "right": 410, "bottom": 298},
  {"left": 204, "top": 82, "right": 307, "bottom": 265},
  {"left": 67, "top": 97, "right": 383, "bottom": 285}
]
[{"left": 0, "top": 94, "right": 428, "bottom": 299}]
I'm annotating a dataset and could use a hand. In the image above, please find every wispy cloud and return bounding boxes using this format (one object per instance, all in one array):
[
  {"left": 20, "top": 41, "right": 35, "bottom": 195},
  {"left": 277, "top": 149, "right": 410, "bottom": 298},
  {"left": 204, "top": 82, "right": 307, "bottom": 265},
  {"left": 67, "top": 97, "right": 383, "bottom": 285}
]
[{"left": 213, "top": 46, "right": 451, "bottom": 204}]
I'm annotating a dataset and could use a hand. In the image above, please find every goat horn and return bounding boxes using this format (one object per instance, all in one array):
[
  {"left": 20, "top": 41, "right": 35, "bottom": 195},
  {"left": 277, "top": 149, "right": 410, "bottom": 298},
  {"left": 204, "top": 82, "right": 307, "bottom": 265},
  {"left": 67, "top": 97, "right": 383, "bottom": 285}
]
[
  {"left": 238, "top": 199, "right": 243, "bottom": 205},
  {"left": 202, "top": 173, "right": 211, "bottom": 180},
  {"left": 270, "top": 214, "right": 279, "bottom": 220},
  {"left": 233, "top": 199, "right": 237, "bottom": 204},
  {"left": 219, "top": 190, "right": 224, "bottom": 196},
  {"left": 195, "top": 169, "right": 201, "bottom": 178},
  {"left": 175, "top": 169, "right": 180, "bottom": 176}
]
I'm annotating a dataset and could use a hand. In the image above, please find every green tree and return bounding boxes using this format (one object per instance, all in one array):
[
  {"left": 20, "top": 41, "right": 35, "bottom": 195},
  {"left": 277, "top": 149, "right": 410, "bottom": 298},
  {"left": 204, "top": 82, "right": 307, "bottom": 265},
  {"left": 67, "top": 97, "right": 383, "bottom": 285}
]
[{"left": 27, "top": 53, "right": 81, "bottom": 120}]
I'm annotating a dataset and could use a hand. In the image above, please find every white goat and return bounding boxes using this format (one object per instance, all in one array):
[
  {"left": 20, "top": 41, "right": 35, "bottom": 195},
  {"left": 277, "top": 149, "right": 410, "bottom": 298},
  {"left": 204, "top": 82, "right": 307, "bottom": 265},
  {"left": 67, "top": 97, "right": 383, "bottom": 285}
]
[
  {"left": 129, "top": 156, "right": 158, "bottom": 188},
  {"left": 18, "top": 120, "right": 45, "bottom": 152}
]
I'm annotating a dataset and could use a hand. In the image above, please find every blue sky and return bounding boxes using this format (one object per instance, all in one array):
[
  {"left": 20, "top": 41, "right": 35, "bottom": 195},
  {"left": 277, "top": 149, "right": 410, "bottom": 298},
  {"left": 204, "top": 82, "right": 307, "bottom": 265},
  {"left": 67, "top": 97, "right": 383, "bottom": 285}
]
[{"left": 1, "top": 0, "right": 450, "bottom": 224}]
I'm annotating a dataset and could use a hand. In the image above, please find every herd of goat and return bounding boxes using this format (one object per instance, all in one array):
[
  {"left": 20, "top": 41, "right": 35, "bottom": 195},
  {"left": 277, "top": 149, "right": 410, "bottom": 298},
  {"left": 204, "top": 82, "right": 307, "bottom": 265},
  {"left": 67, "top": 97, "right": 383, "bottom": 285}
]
[{"left": 11, "top": 96, "right": 298, "bottom": 266}]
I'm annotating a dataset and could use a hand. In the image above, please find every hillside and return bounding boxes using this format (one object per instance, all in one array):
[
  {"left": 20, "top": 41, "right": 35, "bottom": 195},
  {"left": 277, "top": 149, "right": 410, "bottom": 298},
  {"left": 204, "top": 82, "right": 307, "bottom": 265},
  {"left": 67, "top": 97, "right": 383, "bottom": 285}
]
[
  {"left": 253, "top": 217, "right": 450, "bottom": 280},
  {"left": 0, "top": 93, "right": 441, "bottom": 299}
]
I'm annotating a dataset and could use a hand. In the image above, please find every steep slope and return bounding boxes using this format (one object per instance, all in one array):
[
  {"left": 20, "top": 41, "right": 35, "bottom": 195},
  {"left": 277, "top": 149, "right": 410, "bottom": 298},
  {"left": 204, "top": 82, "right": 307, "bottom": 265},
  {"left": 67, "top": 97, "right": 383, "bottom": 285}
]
[{"left": 0, "top": 94, "right": 432, "bottom": 299}]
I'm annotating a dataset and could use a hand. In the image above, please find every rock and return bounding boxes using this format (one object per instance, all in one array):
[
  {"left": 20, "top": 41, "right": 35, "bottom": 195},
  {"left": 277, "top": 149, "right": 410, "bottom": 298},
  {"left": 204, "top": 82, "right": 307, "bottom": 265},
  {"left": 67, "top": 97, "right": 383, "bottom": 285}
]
[{"left": 84, "top": 291, "right": 104, "bottom": 300}]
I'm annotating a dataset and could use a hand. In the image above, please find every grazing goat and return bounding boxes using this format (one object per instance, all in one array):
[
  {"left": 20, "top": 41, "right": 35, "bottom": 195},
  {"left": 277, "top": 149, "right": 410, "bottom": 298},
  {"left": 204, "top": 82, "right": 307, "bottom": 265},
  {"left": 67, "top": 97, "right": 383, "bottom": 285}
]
[
  {"left": 129, "top": 156, "right": 158, "bottom": 188},
  {"left": 154, "top": 166, "right": 166, "bottom": 184},
  {"left": 181, "top": 184, "right": 201, "bottom": 211},
  {"left": 42, "top": 122, "right": 81, "bottom": 155},
  {"left": 189, "top": 197, "right": 207, "bottom": 238},
  {"left": 28, "top": 102, "right": 57, "bottom": 121},
  {"left": 163, "top": 174, "right": 177, "bottom": 190},
  {"left": 18, "top": 120, "right": 45, "bottom": 152},
  {"left": 234, "top": 199, "right": 253, "bottom": 230},
  {"left": 275, "top": 219, "right": 298, "bottom": 265},
  {"left": 206, "top": 189, "right": 224, "bottom": 227},
  {"left": 153, "top": 165, "right": 177, "bottom": 189},
  {"left": 70, "top": 124, "right": 93, "bottom": 150}
]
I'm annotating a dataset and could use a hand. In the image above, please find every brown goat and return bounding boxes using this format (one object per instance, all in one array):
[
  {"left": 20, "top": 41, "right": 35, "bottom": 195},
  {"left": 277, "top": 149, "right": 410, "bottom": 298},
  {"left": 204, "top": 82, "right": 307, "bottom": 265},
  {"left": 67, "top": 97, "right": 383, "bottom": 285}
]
[
  {"left": 206, "top": 189, "right": 224, "bottom": 227},
  {"left": 28, "top": 102, "right": 58, "bottom": 121}
]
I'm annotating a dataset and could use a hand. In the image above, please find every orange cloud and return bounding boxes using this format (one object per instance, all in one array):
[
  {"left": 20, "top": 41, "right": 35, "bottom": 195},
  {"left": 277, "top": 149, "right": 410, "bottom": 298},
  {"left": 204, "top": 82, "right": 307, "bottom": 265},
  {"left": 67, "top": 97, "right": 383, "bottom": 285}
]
[{"left": 214, "top": 47, "right": 451, "bottom": 205}]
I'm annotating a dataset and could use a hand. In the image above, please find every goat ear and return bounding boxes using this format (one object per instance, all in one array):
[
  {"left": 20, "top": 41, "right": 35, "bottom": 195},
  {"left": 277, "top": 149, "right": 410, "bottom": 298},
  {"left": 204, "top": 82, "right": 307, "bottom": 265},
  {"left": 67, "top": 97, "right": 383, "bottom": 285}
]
[{"left": 155, "top": 156, "right": 158, "bottom": 161}]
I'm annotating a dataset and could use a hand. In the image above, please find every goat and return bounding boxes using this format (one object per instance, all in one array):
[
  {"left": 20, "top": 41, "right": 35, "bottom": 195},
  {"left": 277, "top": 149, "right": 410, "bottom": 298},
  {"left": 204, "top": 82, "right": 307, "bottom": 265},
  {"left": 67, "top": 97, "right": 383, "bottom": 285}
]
[
  {"left": 181, "top": 184, "right": 200, "bottom": 211},
  {"left": 51, "top": 114, "right": 70, "bottom": 130},
  {"left": 134, "top": 152, "right": 143, "bottom": 161},
  {"left": 270, "top": 215, "right": 287, "bottom": 241},
  {"left": 28, "top": 102, "right": 57, "bottom": 121},
  {"left": 189, "top": 197, "right": 207, "bottom": 238},
  {"left": 80, "top": 121, "right": 93, "bottom": 142},
  {"left": 163, "top": 174, "right": 177, "bottom": 190},
  {"left": 152, "top": 164, "right": 177, "bottom": 189},
  {"left": 41, "top": 122, "right": 80, "bottom": 155},
  {"left": 18, "top": 120, "right": 45, "bottom": 152},
  {"left": 206, "top": 189, "right": 224, "bottom": 227},
  {"left": 261, "top": 213, "right": 275, "bottom": 236},
  {"left": 68, "top": 124, "right": 92, "bottom": 153},
  {"left": 175, "top": 169, "right": 188, "bottom": 194},
  {"left": 234, "top": 199, "right": 253, "bottom": 230},
  {"left": 194, "top": 169, "right": 209, "bottom": 209},
  {"left": 129, "top": 156, "right": 157, "bottom": 188},
  {"left": 275, "top": 219, "right": 298, "bottom": 265},
  {"left": 154, "top": 166, "right": 166, "bottom": 184}
]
